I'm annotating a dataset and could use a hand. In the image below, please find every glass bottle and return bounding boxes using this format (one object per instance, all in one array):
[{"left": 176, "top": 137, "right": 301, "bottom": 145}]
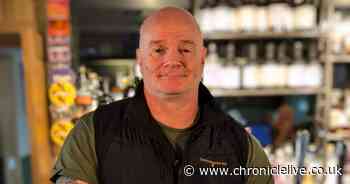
[
  {"left": 268, "top": 0, "right": 294, "bottom": 32},
  {"left": 195, "top": 0, "right": 215, "bottom": 33},
  {"left": 276, "top": 43, "right": 289, "bottom": 88},
  {"left": 203, "top": 43, "right": 221, "bottom": 88},
  {"left": 212, "top": 0, "right": 234, "bottom": 32},
  {"left": 261, "top": 43, "right": 279, "bottom": 88},
  {"left": 243, "top": 44, "right": 260, "bottom": 89},
  {"left": 324, "top": 144, "right": 339, "bottom": 184},
  {"left": 98, "top": 77, "right": 114, "bottom": 105},
  {"left": 238, "top": 0, "right": 257, "bottom": 32},
  {"left": 222, "top": 43, "right": 240, "bottom": 89},
  {"left": 76, "top": 65, "right": 93, "bottom": 107},
  {"left": 256, "top": 0, "right": 269, "bottom": 32},
  {"left": 287, "top": 41, "right": 307, "bottom": 88},
  {"left": 230, "top": 0, "right": 240, "bottom": 32},
  {"left": 294, "top": 0, "right": 317, "bottom": 31},
  {"left": 305, "top": 42, "right": 322, "bottom": 87}
]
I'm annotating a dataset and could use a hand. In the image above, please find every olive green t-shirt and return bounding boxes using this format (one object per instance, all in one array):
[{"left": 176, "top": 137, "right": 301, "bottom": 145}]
[{"left": 52, "top": 112, "right": 273, "bottom": 184}]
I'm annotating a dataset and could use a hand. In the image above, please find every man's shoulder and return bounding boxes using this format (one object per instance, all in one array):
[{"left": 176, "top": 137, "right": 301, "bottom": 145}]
[
  {"left": 96, "top": 97, "right": 132, "bottom": 113},
  {"left": 211, "top": 108, "right": 246, "bottom": 132},
  {"left": 92, "top": 97, "right": 134, "bottom": 131}
]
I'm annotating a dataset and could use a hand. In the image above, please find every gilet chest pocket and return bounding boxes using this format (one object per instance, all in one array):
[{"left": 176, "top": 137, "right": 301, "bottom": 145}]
[
  {"left": 196, "top": 152, "right": 236, "bottom": 168},
  {"left": 102, "top": 139, "right": 164, "bottom": 184}
]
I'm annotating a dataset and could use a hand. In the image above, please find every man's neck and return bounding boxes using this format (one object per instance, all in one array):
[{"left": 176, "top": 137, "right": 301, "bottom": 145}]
[{"left": 144, "top": 89, "right": 199, "bottom": 129}]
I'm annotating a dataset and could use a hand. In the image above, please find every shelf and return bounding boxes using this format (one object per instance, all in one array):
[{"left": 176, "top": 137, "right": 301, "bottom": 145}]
[
  {"left": 210, "top": 87, "right": 321, "bottom": 97},
  {"left": 204, "top": 30, "right": 321, "bottom": 40},
  {"left": 87, "top": 59, "right": 136, "bottom": 67},
  {"left": 326, "top": 133, "right": 350, "bottom": 141},
  {"left": 330, "top": 55, "right": 350, "bottom": 63}
]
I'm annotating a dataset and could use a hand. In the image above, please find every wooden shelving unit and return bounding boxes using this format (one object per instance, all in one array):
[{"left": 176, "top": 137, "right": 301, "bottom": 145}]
[
  {"left": 330, "top": 54, "right": 350, "bottom": 63},
  {"left": 210, "top": 88, "right": 321, "bottom": 97},
  {"left": 204, "top": 30, "right": 321, "bottom": 40}
]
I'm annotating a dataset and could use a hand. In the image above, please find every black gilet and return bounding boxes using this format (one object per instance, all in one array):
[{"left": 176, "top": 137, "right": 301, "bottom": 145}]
[{"left": 94, "top": 82, "right": 249, "bottom": 184}]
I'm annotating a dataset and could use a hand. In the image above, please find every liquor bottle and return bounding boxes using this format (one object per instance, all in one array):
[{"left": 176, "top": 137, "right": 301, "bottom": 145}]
[
  {"left": 87, "top": 72, "right": 102, "bottom": 111},
  {"left": 195, "top": 0, "right": 215, "bottom": 33},
  {"left": 276, "top": 43, "right": 289, "bottom": 87},
  {"left": 238, "top": 0, "right": 257, "bottom": 32},
  {"left": 261, "top": 43, "right": 279, "bottom": 88},
  {"left": 305, "top": 42, "right": 322, "bottom": 87},
  {"left": 134, "top": 63, "right": 143, "bottom": 79},
  {"left": 268, "top": 0, "right": 294, "bottom": 32},
  {"left": 287, "top": 41, "right": 307, "bottom": 88},
  {"left": 243, "top": 44, "right": 260, "bottom": 89},
  {"left": 295, "top": 131, "right": 310, "bottom": 184},
  {"left": 75, "top": 65, "right": 93, "bottom": 107},
  {"left": 111, "top": 75, "right": 125, "bottom": 101},
  {"left": 222, "top": 43, "right": 240, "bottom": 89},
  {"left": 230, "top": 0, "right": 240, "bottom": 32},
  {"left": 98, "top": 77, "right": 114, "bottom": 105},
  {"left": 203, "top": 43, "right": 221, "bottom": 88},
  {"left": 212, "top": 0, "right": 234, "bottom": 32},
  {"left": 324, "top": 144, "right": 339, "bottom": 184},
  {"left": 256, "top": 0, "right": 269, "bottom": 32},
  {"left": 294, "top": 0, "right": 317, "bottom": 31}
]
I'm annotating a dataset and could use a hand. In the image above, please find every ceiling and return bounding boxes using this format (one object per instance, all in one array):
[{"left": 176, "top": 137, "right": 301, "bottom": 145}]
[
  {"left": 72, "top": 0, "right": 190, "bottom": 10},
  {"left": 71, "top": 0, "right": 195, "bottom": 59},
  {"left": 72, "top": 0, "right": 193, "bottom": 34}
]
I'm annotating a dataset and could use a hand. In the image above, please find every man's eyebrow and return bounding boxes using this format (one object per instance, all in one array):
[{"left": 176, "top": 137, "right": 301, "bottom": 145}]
[
  {"left": 148, "top": 40, "right": 196, "bottom": 46},
  {"left": 149, "top": 40, "right": 164, "bottom": 45},
  {"left": 181, "top": 40, "right": 195, "bottom": 45}
]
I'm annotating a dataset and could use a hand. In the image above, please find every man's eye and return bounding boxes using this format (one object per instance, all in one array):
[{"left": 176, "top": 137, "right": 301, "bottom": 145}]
[
  {"left": 180, "top": 49, "right": 191, "bottom": 53},
  {"left": 154, "top": 48, "right": 165, "bottom": 53}
]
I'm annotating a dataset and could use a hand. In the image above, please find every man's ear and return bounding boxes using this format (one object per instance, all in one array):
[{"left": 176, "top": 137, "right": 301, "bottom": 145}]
[
  {"left": 200, "top": 47, "right": 207, "bottom": 65},
  {"left": 136, "top": 48, "right": 142, "bottom": 66}
]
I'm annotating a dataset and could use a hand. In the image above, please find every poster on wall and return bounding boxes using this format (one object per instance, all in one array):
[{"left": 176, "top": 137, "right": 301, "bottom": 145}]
[
  {"left": 47, "top": 45, "right": 72, "bottom": 65},
  {"left": 48, "top": 20, "right": 71, "bottom": 37},
  {"left": 47, "top": 0, "right": 70, "bottom": 20},
  {"left": 47, "top": 0, "right": 76, "bottom": 148}
]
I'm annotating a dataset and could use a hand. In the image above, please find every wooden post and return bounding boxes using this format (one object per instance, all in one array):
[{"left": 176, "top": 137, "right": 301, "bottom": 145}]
[
  {"left": 0, "top": 0, "right": 53, "bottom": 184},
  {"left": 21, "top": 27, "right": 53, "bottom": 184}
]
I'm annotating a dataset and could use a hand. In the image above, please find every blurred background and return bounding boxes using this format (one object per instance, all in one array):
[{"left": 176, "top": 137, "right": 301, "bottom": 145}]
[{"left": 2, "top": 0, "right": 350, "bottom": 183}]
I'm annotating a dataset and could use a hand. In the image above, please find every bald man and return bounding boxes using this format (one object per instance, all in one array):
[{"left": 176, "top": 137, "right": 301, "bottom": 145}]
[{"left": 51, "top": 7, "right": 273, "bottom": 184}]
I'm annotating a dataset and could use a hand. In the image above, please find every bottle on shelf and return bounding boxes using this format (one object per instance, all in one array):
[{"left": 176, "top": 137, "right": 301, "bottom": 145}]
[
  {"left": 268, "top": 0, "right": 294, "bottom": 32},
  {"left": 203, "top": 42, "right": 222, "bottom": 88},
  {"left": 324, "top": 144, "right": 340, "bottom": 184},
  {"left": 276, "top": 42, "right": 289, "bottom": 88},
  {"left": 212, "top": 0, "right": 235, "bottom": 32},
  {"left": 287, "top": 41, "right": 307, "bottom": 88},
  {"left": 195, "top": 0, "right": 215, "bottom": 33},
  {"left": 243, "top": 44, "right": 261, "bottom": 89},
  {"left": 113, "top": 70, "right": 134, "bottom": 100},
  {"left": 293, "top": 0, "right": 317, "bottom": 31},
  {"left": 255, "top": 0, "right": 269, "bottom": 32},
  {"left": 295, "top": 131, "right": 310, "bottom": 184},
  {"left": 237, "top": 0, "right": 257, "bottom": 32},
  {"left": 98, "top": 77, "right": 114, "bottom": 105},
  {"left": 305, "top": 42, "right": 322, "bottom": 88},
  {"left": 87, "top": 72, "right": 102, "bottom": 111},
  {"left": 230, "top": 0, "right": 240, "bottom": 32},
  {"left": 75, "top": 65, "right": 93, "bottom": 107},
  {"left": 303, "top": 145, "right": 323, "bottom": 184},
  {"left": 261, "top": 43, "right": 279, "bottom": 88},
  {"left": 222, "top": 43, "right": 240, "bottom": 89}
]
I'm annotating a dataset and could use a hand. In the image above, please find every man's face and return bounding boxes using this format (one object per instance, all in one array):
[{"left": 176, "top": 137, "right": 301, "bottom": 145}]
[{"left": 137, "top": 20, "right": 206, "bottom": 97}]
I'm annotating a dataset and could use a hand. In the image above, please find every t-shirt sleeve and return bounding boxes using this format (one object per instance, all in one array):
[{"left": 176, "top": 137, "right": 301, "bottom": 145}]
[
  {"left": 246, "top": 133, "right": 274, "bottom": 184},
  {"left": 50, "top": 112, "right": 98, "bottom": 184}
]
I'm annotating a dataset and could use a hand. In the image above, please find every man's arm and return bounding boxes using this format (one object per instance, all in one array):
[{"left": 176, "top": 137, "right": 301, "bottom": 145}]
[
  {"left": 56, "top": 176, "right": 89, "bottom": 184},
  {"left": 51, "top": 113, "right": 98, "bottom": 184},
  {"left": 246, "top": 133, "right": 274, "bottom": 184}
]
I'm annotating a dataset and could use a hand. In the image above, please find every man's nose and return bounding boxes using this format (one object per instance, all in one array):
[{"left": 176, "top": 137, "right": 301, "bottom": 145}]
[{"left": 163, "top": 48, "right": 184, "bottom": 67}]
